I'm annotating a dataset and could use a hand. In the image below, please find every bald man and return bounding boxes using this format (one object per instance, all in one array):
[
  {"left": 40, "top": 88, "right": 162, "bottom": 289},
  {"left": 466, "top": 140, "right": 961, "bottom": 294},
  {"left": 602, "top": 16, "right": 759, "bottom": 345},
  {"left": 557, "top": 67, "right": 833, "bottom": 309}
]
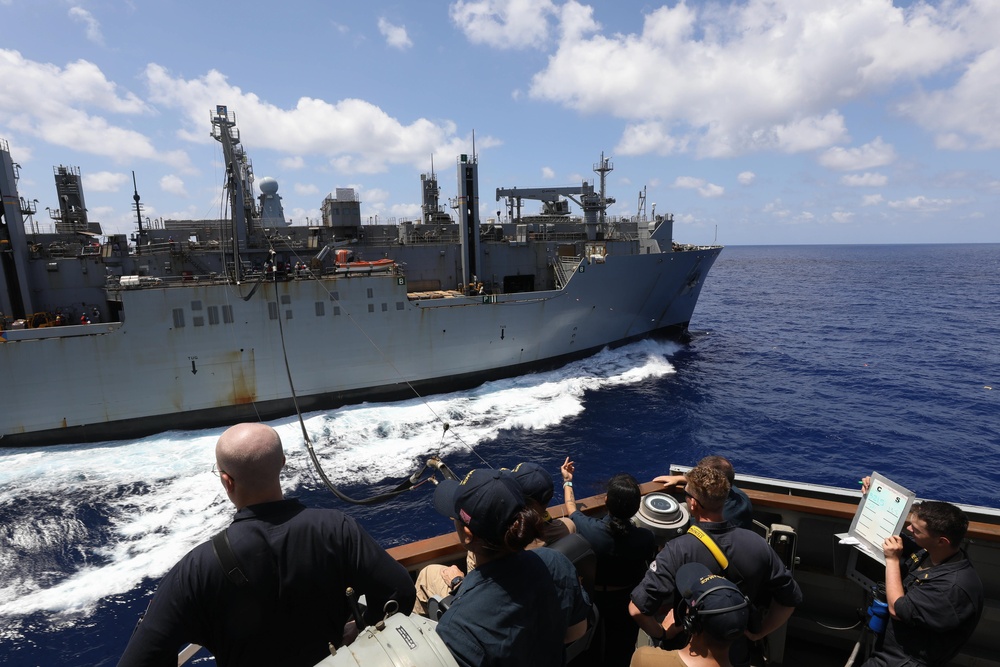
[{"left": 118, "top": 423, "right": 415, "bottom": 667}]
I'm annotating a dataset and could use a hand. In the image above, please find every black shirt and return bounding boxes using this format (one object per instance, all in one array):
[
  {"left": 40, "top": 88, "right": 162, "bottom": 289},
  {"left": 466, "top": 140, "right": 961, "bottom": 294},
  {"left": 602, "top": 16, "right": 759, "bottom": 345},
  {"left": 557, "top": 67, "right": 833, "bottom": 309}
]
[{"left": 118, "top": 498, "right": 416, "bottom": 667}]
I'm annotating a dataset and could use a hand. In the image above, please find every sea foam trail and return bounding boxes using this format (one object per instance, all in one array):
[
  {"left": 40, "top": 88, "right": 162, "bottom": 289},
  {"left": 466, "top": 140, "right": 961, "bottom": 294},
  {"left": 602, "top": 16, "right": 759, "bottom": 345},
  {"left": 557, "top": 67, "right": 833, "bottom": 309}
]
[{"left": 0, "top": 339, "right": 678, "bottom": 623}]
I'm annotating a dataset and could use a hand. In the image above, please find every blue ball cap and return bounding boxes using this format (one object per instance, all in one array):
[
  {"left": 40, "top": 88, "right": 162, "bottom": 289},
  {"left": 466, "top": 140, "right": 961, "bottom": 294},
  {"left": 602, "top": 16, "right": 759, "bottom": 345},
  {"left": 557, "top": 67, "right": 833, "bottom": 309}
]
[
  {"left": 676, "top": 562, "right": 750, "bottom": 641},
  {"left": 434, "top": 469, "right": 526, "bottom": 547},
  {"left": 506, "top": 462, "right": 554, "bottom": 505}
]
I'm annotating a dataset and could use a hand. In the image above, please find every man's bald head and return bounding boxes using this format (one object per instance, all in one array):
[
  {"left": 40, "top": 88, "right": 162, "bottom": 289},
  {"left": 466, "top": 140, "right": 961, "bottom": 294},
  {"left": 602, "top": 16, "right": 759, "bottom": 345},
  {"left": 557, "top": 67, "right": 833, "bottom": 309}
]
[{"left": 216, "top": 423, "right": 286, "bottom": 503}]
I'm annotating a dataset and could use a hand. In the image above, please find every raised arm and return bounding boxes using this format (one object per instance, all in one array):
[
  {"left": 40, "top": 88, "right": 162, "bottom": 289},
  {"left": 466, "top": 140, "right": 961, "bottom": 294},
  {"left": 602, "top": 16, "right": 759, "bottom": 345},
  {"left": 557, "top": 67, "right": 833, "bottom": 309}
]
[{"left": 560, "top": 457, "right": 577, "bottom": 516}]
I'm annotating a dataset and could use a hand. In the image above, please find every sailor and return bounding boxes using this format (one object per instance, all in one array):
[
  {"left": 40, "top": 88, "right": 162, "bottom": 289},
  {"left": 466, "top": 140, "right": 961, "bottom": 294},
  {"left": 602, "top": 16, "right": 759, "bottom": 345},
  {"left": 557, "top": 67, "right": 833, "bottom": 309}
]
[
  {"left": 630, "top": 562, "right": 751, "bottom": 667},
  {"left": 117, "top": 423, "right": 415, "bottom": 667},
  {"left": 413, "top": 461, "right": 576, "bottom": 616},
  {"left": 561, "top": 458, "right": 657, "bottom": 667},
  {"left": 432, "top": 468, "right": 591, "bottom": 666},
  {"left": 654, "top": 455, "right": 754, "bottom": 530},
  {"left": 629, "top": 465, "right": 802, "bottom": 667},
  {"left": 860, "top": 499, "right": 984, "bottom": 667}
]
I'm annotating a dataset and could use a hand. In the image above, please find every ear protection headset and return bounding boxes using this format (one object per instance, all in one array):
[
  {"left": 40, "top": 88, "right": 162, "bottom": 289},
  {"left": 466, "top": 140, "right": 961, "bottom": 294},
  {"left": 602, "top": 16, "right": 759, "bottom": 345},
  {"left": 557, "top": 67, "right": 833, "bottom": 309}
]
[{"left": 677, "top": 584, "right": 751, "bottom": 636}]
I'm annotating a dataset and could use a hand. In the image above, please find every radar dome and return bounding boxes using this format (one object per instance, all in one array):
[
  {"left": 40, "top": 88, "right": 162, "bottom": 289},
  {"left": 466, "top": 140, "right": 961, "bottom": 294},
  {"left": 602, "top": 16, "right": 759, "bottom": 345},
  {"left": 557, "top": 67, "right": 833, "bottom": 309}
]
[{"left": 259, "top": 177, "right": 279, "bottom": 195}]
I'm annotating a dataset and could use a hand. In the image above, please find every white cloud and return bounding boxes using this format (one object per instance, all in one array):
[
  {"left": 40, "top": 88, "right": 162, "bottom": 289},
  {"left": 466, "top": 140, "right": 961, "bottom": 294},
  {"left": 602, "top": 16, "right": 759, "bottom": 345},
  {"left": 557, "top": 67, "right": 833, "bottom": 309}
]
[
  {"left": 523, "top": 1, "right": 992, "bottom": 158},
  {"left": 887, "top": 195, "right": 956, "bottom": 212},
  {"left": 377, "top": 18, "right": 413, "bottom": 50},
  {"left": 390, "top": 202, "right": 422, "bottom": 218},
  {"left": 279, "top": 156, "right": 305, "bottom": 170},
  {"left": 542, "top": 166, "right": 555, "bottom": 179},
  {"left": 0, "top": 50, "right": 192, "bottom": 168},
  {"left": 819, "top": 138, "right": 896, "bottom": 171},
  {"left": 144, "top": 64, "right": 497, "bottom": 175},
  {"left": 737, "top": 171, "right": 755, "bottom": 186},
  {"left": 616, "top": 121, "right": 689, "bottom": 156},
  {"left": 450, "top": 0, "right": 564, "bottom": 50},
  {"left": 831, "top": 210, "right": 854, "bottom": 223},
  {"left": 68, "top": 7, "right": 104, "bottom": 45},
  {"left": 673, "top": 176, "right": 724, "bottom": 198},
  {"left": 294, "top": 183, "right": 319, "bottom": 196},
  {"left": 841, "top": 172, "right": 888, "bottom": 187},
  {"left": 898, "top": 45, "right": 1000, "bottom": 150},
  {"left": 159, "top": 174, "right": 186, "bottom": 197},
  {"left": 84, "top": 171, "right": 128, "bottom": 193},
  {"left": 862, "top": 194, "right": 884, "bottom": 206}
]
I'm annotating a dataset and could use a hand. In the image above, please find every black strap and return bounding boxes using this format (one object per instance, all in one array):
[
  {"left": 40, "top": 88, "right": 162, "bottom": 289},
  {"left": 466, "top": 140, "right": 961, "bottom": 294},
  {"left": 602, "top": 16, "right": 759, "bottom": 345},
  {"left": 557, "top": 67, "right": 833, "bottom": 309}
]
[{"left": 211, "top": 528, "right": 250, "bottom": 586}]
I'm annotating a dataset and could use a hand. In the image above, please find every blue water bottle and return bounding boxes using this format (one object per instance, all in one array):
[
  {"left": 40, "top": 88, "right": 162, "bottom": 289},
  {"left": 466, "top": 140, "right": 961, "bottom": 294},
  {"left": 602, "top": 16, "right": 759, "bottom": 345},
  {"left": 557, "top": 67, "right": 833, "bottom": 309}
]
[{"left": 867, "top": 584, "right": 889, "bottom": 634}]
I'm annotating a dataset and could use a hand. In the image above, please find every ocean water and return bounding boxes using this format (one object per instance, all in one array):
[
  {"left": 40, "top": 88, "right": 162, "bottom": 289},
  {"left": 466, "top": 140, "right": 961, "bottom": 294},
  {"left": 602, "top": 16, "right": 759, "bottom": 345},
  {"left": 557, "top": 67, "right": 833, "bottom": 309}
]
[{"left": 1, "top": 244, "right": 998, "bottom": 666}]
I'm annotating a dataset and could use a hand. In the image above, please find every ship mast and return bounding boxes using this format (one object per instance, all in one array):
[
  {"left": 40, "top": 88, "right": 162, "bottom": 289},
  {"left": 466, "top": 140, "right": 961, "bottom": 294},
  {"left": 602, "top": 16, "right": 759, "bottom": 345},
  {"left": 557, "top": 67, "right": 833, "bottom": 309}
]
[{"left": 210, "top": 105, "right": 257, "bottom": 282}]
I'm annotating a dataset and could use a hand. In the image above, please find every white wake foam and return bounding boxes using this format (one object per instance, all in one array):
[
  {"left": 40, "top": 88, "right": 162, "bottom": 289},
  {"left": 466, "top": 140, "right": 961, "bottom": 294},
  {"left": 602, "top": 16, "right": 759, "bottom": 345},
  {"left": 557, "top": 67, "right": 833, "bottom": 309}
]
[{"left": 0, "top": 339, "right": 679, "bottom": 623}]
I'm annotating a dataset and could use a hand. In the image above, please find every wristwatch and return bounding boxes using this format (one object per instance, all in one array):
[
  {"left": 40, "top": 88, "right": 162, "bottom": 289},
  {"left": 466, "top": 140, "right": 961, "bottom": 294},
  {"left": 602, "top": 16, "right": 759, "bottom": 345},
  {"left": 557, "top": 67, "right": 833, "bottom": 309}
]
[{"left": 449, "top": 575, "right": 464, "bottom": 592}]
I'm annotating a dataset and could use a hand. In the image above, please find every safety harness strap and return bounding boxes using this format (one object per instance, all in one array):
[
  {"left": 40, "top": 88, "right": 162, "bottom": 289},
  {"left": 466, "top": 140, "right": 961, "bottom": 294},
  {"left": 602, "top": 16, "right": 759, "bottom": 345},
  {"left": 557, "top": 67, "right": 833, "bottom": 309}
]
[
  {"left": 211, "top": 528, "right": 249, "bottom": 586},
  {"left": 687, "top": 525, "right": 729, "bottom": 570}
]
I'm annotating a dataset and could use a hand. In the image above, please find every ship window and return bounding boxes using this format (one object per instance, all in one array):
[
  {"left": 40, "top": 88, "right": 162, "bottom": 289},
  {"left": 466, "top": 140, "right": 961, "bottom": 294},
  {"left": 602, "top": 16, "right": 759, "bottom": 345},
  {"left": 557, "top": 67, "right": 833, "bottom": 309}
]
[
  {"left": 280, "top": 295, "right": 292, "bottom": 305},
  {"left": 172, "top": 309, "right": 185, "bottom": 328},
  {"left": 193, "top": 317, "right": 205, "bottom": 327},
  {"left": 191, "top": 300, "right": 203, "bottom": 311},
  {"left": 333, "top": 306, "right": 341, "bottom": 316},
  {"left": 367, "top": 288, "right": 374, "bottom": 299},
  {"left": 381, "top": 303, "right": 388, "bottom": 312},
  {"left": 396, "top": 302, "right": 404, "bottom": 310},
  {"left": 330, "top": 291, "right": 339, "bottom": 301},
  {"left": 285, "top": 310, "right": 293, "bottom": 320},
  {"left": 222, "top": 305, "right": 234, "bottom": 324},
  {"left": 268, "top": 302, "right": 278, "bottom": 320},
  {"left": 368, "top": 304, "right": 375, "bottom": 313},
  {"left": 315, "top": 302, "right": 325, "bottom": 316},
  {"left": 208, "top": 306, "right": 220, "bottom": 325}
]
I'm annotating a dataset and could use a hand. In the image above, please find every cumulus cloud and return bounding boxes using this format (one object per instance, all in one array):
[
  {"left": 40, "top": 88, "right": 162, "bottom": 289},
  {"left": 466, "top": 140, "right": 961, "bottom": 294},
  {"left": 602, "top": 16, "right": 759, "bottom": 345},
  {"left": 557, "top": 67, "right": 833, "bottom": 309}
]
[
  {"left": 378, "top": 18, "right": 413, "bottom": 50},
  {"left": 542, "top": 166, "right": 555, "bottom": 179},
  {"left": 673, "top": 176, "right": 724, "bottom": 198},
  {"left": 841, "top": 172, "right": 888, "bottom": 187},
  {"left": 819, "top": 138, "right": 897, "bottom": 171},
  {"left": 450, "top": 0, "right": 564, "bottom": 50},
  {"left": 887, "top": 195, "right": 956, "bottom": 212},
  {"left": 0, "top": 50, "right": 192, "bottom": 168},
  {"left": 831, "top": 210, "right": 854, "bottom": 223},
  {"left": 159, "top": 174, "right": 187, "bottom": 196},
  {"left": 294, "top": 183, "right": 319, "bottom": 196},
  {"left": 862, "top": 194, "right": 884, "bottom": 206},
  {"left": 279, "top": 156, "right": 305, "bottom": 170},
  {"left": 519, "top": 1, "right": 995, "bottom": 158},
  {"left": 69, "top": 6, "right": 104, "bottom": 45},
  {"left": 84, "top": 171, "right": 128, "bottom": 193},
  {"left": 737, "top": 171, "right": 755, "bottom": 186},
  {"left": 898, "top": 46, "right": 1000, "bottom": 150},
  {"left": 143, "top": 64, "right": 496, "bottom": 174}
]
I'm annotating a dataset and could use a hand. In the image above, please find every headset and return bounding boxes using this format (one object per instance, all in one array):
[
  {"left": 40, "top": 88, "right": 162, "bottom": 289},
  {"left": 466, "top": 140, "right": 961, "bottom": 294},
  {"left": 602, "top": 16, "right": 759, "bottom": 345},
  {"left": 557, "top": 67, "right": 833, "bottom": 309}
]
[{"left": 676, "top": 584, "right": 751, "bottom": 639}]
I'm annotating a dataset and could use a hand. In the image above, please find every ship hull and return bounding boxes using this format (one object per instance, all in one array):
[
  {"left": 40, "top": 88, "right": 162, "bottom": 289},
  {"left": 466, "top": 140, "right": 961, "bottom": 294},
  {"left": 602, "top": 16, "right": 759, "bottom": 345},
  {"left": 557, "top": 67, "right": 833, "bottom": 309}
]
[{"left": 1, "top": 247, "right": 720, "bottom": 447}]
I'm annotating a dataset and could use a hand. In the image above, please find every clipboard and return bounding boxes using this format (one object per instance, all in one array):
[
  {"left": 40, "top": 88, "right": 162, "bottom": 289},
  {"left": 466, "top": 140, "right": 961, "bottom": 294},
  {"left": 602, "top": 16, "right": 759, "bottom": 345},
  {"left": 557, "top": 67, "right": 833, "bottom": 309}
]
[{"left": 846, "top": 471, "right": 916, "bottom": 564}]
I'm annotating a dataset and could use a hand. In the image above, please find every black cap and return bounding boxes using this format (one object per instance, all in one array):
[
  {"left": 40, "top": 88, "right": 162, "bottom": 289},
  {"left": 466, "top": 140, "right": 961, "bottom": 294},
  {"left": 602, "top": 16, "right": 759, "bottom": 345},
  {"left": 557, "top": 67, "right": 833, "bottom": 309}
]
[
  {"left": 676, "top": 562, "right": 750, "bottom": 641},
  {"left": 434, "top": 469, "right": 526, "bottom": 547},
  {"left": 507, "top": 462, "right": 554, "bottom": 505}
]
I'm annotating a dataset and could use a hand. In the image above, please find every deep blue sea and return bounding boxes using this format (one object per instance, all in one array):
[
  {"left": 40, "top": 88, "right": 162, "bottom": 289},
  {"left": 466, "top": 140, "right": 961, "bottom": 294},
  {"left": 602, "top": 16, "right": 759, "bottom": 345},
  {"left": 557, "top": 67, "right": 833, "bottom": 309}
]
[{"left": 2, "top": 244, "right": 998, "bottom": 666}]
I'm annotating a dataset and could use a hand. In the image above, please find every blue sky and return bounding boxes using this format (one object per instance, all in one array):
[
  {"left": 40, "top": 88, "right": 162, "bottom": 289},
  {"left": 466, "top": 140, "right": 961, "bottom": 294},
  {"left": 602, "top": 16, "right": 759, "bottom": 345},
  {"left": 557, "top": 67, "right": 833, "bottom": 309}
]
[{"left": 1, "top": 0, "right": 997, "bottom": 245}]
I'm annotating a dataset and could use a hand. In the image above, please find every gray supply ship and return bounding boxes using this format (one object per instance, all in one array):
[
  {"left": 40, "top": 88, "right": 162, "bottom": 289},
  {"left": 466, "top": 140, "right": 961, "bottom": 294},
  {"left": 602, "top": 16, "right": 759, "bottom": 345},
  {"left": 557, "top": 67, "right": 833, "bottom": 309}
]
[{"left": 0, "top": 106, "right": 721, "bottom": 447}]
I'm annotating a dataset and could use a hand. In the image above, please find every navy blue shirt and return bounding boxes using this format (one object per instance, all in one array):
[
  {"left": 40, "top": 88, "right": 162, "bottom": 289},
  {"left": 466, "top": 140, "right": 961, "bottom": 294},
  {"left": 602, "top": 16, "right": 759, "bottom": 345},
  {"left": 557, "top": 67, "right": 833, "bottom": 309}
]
[
  {"left": 631, "top": 520, "right": 802, "bottom": 614},
  {"left": 725, "top": 486, "right": 754, "bottom": 530},
  {"left": 570, "top": 511, "right": 656, "bottom": 587},
  {"left": 864, "top": 549, "right": 983, "bottom": 667},
  {"left": 118, "top": 498, "right": 415, "bottom": 667},
  {"left": 436, "top": 547, "right": 589, "bottom": 667}
]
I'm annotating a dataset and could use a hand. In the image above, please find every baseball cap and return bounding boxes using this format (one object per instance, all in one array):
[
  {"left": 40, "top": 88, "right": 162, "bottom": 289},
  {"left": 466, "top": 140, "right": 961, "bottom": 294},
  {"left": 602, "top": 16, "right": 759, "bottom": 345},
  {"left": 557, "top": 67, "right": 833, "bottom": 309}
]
[
  {"left": 676, "top": 562, "right": 750, "bottom": 642},
  {"left": 506, "top": 462, "right": 554, "bottom": 505},
  {"left": 434, "top": 469, "right": 526, "bottom": 547}
]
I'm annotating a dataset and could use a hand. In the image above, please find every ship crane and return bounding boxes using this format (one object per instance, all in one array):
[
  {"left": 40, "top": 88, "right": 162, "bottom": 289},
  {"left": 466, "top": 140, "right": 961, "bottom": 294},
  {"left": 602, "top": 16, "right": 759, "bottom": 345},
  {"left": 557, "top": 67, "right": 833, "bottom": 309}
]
[{"left": 495, "top": 153, "right": 615, "bottom": 230}]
